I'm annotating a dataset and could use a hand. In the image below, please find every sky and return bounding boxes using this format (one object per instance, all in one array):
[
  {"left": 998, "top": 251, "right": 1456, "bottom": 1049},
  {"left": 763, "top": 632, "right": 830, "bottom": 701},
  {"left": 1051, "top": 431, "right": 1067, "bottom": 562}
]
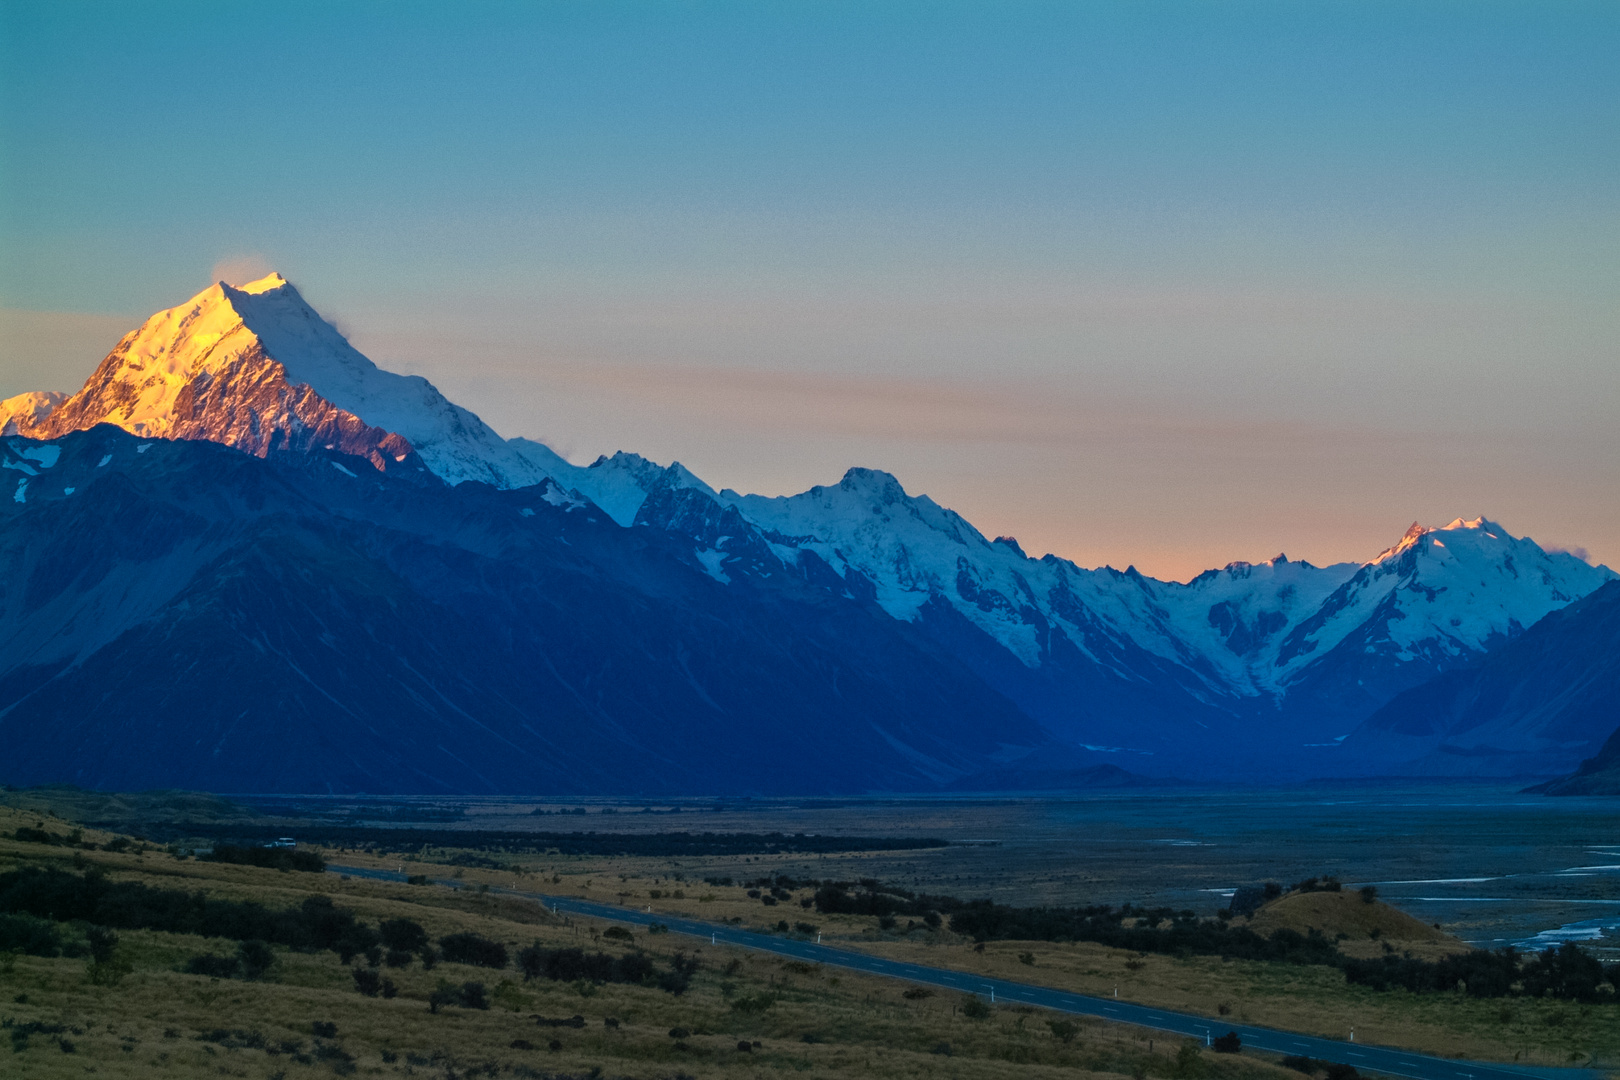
[{"left": 1, "top": 1, "right": 1616, "bottom": 581}]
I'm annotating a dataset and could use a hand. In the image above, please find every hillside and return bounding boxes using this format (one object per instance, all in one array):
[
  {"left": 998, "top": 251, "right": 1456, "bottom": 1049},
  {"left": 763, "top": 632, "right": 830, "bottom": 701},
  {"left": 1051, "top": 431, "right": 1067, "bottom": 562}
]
[
  {"left": 1535, "top": 723, "right": 1620, "bottom": 796},
  {"left": 1243, "top": 889, "right": 1467, "bottom": 961},
  {"left": 1341, "top": 579, "right": 1620, "bottom": 777},
  {"left": 3, "top": 272, "right": 1616, "bottom": 786}
]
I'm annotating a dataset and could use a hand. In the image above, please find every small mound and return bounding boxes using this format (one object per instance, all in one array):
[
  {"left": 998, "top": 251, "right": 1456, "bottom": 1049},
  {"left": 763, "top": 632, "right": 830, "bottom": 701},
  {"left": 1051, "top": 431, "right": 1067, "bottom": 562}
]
[{"left": 1246, "top": 890, "right": 1458, "bottom": 947}]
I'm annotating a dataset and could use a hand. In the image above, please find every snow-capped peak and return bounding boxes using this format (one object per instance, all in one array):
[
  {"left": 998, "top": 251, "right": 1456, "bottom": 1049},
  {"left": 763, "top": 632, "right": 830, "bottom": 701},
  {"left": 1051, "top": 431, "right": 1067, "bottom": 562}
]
[
  {"left": 217, "top": 275, "right": 548, "bottom": 487},
  {"left": 21, "top": 273, "right": 549, "bottom": 488},
  {"left": 1274, "top": 515, "right": 1616, "bottom": 682},
  {"left": 236, "top": 271, "right": 289, "bottom": 294},
  {"left": 0, "top": 392, "right": 68, "bottom": 436}
]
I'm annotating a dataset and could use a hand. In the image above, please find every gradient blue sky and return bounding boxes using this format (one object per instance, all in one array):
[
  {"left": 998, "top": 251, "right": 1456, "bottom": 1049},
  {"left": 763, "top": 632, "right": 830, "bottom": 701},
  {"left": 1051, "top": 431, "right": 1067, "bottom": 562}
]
[{"left": 3, "top": 1, "right": 1616, "bottom": 579}]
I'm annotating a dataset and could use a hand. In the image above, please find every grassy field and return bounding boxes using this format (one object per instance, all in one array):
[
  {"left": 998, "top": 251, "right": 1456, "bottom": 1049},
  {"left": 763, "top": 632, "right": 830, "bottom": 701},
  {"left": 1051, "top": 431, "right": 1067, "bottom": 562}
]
[
  {"left": 0, "top": 806, "right": 1307, "bottom": 1080},
  {"left": 2, "top": 803, "right": 1616, "bottom": 1079}
]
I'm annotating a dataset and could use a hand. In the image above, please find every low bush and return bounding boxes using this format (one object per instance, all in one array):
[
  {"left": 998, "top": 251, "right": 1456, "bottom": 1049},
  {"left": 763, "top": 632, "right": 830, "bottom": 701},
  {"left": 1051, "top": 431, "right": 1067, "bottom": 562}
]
[
  {"left": 427, "top": 979, "right": 488, "bottom": 1011},
  {"left": 0, "top": 866, "right": 376, "bottom": 960},
  {"left": 439, "top": 932, "right": 508, "bottom": 969},
  {"left": 378, "top": 917, "right": 429, "bottom": 954},
  {"left": 0, "top": 911, "right": 71, "bottom": 957},
  {"left": 515, "top": 944, "right": 664, "bottom": 987},
  {"left": 202, "top": 844, "right": 325, "bottom": 873},
  {"left": 350, "top": 968, "right": 396, "bottom": 997},
  {"left": 185, "top": 940, "right": 275, "bottom": 980}
]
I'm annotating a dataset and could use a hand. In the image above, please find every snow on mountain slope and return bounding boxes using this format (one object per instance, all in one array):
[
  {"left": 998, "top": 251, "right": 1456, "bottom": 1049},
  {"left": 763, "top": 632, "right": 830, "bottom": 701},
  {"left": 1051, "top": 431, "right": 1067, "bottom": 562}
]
[
  {"left": 714, "top": 468, "right": 1362, "bottom": 690},
  {"left": 508, "top": 439, "right": 715, "bottom": 527},
  {"left": 23, "top": 274, "right": 547, "bottom": 487},
  {"left": 13, "top": 273, "right": 1614, "bottom": 727},
  {"left": 1141, "top": 555, "right": 1361, "bottom": 695},
  {"left": 1273, "top": 517, "right": 1616, "bottom": 685},
  {"left": 542, "top": 448, "right": 1611, "bottom": 711},
  {"left": 0, "top": 392, "right": 68, "bottom": 436},
  {"left": 225, "top": 276, "right": 548, "bottom": 487}
]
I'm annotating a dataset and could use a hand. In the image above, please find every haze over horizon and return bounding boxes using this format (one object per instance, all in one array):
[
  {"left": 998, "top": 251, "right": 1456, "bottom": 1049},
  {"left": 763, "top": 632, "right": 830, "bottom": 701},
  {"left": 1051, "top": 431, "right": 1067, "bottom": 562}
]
[{"left": 3, "top": 2, "right": 1616, "bottom": 581}]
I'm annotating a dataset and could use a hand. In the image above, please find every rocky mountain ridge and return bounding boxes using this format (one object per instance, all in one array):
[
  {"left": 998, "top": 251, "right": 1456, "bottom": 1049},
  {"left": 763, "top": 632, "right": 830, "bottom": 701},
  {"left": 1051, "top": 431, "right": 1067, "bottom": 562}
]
[{"left": 7, "top": 272, "right": 1614, "bottom": 783}]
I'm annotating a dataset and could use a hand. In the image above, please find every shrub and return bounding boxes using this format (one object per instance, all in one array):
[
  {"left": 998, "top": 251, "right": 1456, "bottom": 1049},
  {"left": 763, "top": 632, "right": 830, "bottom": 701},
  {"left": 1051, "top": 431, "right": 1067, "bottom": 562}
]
[
  {"left": 878, "top": 915, "right": 897, "bottom": 930},
  {"left": 1174, "top": 1043, "right": 1203, "bottom": 1077},
  {"left": 311, "top": 1021, "right": 338, "bottom": 1038},
  {"left": 85, "top": 926, "right": 131, "bottom": 985},
  {"left": 658, "top": 951, "right": 700, "bottom": 995},
  {"left": 0, "top": 912, "right": 67, "bottom": 957},
  {"left": 1359, "top": 885, "right": 1378, "bottom": 904},
  {"left": 1324, "top": 1065, "right": 1359, "bottom": 1080},
  {"left": 1280, "top": 1055, "right": 1317, "bottom": 1074},
  {"left": 385, "top": 949, "right": 413, "bottom": 968},
  {"left": 459, "top": 981, "right": 489, "bottom": 1009},
  {"left": 1228, "top": 886, "right": 1266, "bottom": 917},
  {"left": 1211, "top": 1031, "right": 1241, "bottom": 1054},
  {"left": 439, "top": 932, "right": 507, "bottom": 969},
  {"left": 379, "top": 917, "right": 429, "bottom": 954},
  {"left": 601, "top": 926, "right": 634, "bottom": 942},
  {"left": 1048, "top": 1019, "right": 1079, "bottom": 1043},
  {"left": 515, "top": 944, "right": 661, "bottom": 986},
  {"left": 729, "top": 992, "right": 776, "bottom": 1014},
  {"left": 237, "top": 940, "right": 275, "bottom": 979},
  {"left": 353, "top": 968, "right": 383, "bottom": 996},
  {"left": 960, "top": 996, "right": 991, "bottom": 1020},
  {"left": 0, "top": 867, "right": 377, "bottom": 961},
  {"left": 202, "top": 845, "right": 325, "bottom": 873}
]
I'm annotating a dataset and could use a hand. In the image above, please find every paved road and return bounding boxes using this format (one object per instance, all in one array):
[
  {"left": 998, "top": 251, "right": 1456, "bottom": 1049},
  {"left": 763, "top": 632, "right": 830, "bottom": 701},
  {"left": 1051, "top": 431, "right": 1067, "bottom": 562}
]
[{"left": 331, "top": 865, "right": 1595, "bottom": 1080}]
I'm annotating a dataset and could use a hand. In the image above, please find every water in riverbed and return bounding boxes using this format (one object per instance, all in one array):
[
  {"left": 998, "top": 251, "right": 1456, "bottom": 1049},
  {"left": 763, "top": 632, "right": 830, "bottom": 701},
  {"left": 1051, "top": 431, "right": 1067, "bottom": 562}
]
[{"left": 247, "top": 780, "right": 1620, "bottom": 958}]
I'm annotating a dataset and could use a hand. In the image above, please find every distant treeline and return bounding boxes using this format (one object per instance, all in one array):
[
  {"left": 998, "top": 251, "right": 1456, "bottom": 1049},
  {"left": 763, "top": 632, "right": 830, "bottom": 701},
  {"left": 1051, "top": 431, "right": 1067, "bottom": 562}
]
[
  {"left": 0, "top": 866, "right": 378, "bottom": 959},
  {"left": 782, "top": 874, "right": 1620, "bottom": 1003},
  {"left": 1341, "top": 943, "right": 1616, "bottom": 1003},
  {"left": 0, "top": 866, "right": 699, "bottom": 995},
  {"left": 131, "top": 824, "right": 948, "bottom": 858}
]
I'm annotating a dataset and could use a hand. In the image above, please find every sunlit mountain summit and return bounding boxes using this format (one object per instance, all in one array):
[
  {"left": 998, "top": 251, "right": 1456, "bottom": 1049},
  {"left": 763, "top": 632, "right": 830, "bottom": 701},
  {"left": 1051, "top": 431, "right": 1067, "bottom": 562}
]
[{"left": 1, "top": 274, "right": 1613, "bottom": 792}]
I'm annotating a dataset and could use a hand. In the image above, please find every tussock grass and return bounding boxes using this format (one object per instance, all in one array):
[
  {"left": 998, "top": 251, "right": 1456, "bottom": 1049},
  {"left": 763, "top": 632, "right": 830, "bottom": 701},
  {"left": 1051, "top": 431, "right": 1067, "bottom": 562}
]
[
  {"left": 5, "top": 805, "right": 1617, "bottom": 1077},
  {"left": 0, "top": 807, "right": 1299, "bottom": 1080}
]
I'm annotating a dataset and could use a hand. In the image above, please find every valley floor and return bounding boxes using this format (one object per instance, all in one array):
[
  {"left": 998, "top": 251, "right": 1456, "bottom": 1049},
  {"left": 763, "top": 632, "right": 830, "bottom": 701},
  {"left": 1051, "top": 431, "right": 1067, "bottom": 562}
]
[{"left": 2, "top": 796, "right": 1617, "bottom": 1079}]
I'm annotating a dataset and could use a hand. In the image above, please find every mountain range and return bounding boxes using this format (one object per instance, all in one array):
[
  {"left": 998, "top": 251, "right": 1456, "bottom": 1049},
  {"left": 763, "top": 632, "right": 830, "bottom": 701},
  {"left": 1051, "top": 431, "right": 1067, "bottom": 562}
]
[{"left": 1, "top": 273, "right": 1613, "bottom": 793}]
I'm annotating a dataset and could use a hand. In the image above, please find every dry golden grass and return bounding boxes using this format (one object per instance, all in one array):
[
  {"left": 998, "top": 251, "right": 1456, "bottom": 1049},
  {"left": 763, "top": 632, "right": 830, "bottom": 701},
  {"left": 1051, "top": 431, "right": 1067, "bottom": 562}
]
[
  {"left": 0, "top": 808, "right": 1304, "bottom": 1080},
  {"left": 4, "top": 806, "right": 1617, "bottom": 1078},
  {"left": 440, "top": 845, "right": 1620, "bottom": 1073},
  {"left": 1242, "top": 890, "right": 1465, "bottom": 960}
]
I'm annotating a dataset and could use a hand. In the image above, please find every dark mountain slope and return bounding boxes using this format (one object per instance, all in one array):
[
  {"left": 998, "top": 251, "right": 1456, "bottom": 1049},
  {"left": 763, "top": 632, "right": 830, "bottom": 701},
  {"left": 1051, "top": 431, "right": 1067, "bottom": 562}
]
[
  {"left": 1537, "top": 724, "right": 1620, "bottom": 795},
  {"left": 1337, "top": 580, "right": 1620, "bottom": 777},
  {"left": 0, "top": 427, "right": 1047, "bottom": 794}
]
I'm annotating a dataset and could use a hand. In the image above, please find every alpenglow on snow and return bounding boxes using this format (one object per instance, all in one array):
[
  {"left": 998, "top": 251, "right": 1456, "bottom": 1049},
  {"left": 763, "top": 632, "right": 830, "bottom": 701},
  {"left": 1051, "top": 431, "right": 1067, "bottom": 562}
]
[{"left": 8, "top": 272, "right": 1613, "bottom": 755}]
